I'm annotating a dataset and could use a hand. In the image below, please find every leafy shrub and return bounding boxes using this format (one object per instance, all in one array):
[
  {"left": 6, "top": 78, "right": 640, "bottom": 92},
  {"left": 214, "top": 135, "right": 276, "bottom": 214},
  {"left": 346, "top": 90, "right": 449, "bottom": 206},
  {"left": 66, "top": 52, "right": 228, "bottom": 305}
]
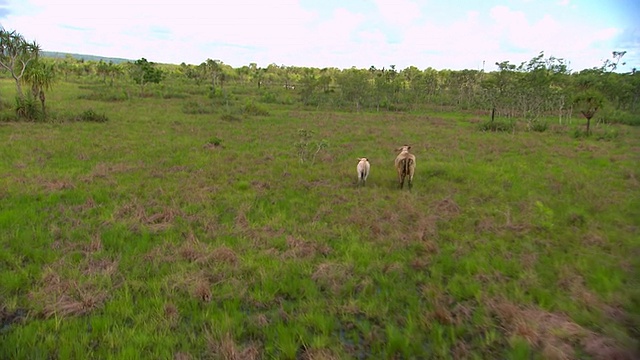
[
  {"left": 478, "top": 119, "right": 515, "bottom": 132},
  {"left": 242, "top": 101, "right": 270, "bottom": 116}
]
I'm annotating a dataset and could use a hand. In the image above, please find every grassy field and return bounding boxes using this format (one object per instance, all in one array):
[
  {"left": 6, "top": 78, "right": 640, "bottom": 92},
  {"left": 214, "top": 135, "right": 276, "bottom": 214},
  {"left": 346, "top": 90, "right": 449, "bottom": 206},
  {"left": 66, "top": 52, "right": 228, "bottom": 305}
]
[{"left": 1, "top": 78, "right": 639, "bottom": 359}]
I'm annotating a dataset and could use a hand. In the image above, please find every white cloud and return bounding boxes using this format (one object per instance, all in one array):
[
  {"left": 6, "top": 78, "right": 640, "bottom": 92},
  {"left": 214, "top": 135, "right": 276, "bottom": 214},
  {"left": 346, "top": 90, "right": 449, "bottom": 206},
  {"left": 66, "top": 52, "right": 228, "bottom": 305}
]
[
  {"left": 1, "top": 0, "right": 634, "bottom": 71},
  {"left": 374, "top": 0, "right": 422, "bottom": 27}
]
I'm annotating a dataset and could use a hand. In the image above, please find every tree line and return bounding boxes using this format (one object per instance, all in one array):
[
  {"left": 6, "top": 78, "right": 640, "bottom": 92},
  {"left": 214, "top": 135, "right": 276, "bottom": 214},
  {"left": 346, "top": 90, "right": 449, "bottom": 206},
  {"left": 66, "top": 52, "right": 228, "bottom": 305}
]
[{"left": 1, "top": 27, "right": 638, "bottom": 132}]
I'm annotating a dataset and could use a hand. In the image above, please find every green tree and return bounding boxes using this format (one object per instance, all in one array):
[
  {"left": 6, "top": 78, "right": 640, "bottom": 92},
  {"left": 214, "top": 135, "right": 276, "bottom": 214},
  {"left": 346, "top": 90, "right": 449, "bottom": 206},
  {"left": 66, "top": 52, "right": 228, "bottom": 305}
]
[
  {"left": 200, "top": 59, "right": 223, "bottom": 92},
  {"left": 128, "top": 58, "right": 163, "bottom": 95},
  {"left": 481, "top": 61, "right": 516, "bottom": 121},
  {"left": 0, "top": 27, "right": 40, "bottom": 102},
  {"left": 337, "top": 67, "right": 370, "bottom": 111},
  {"left": 300, "top": 68, "right": 318, "bottom": 105},
  {"left": 574, "top": 89, "right": 604, "bottom": 135}
]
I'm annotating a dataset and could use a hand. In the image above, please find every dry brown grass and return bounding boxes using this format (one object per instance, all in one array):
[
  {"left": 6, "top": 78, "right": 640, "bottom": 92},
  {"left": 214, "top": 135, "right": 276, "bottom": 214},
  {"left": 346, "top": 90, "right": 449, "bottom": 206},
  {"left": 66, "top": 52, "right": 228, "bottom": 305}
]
[
  {"left": 173, "top": 352, "right": 192, "bottom": 360},
  {"left": 29, "top": 234, "right": 118, "bottom": 318},
  {"left": 41, "top": 179, "right": 75, "bottom": 192},
  {"left": 82, "top": 162, "right": 137, "bottom": 182},
  {"left": 311, "top": 262, "right": 352, "bottom": 295},
  {"left": 433, "top": 197, "right": 461, "bottom": 219},
  {"left": 298, "top": 347, "right": 340, "bottom": 360},
  {"left": 111, "top": 199, "right": 183, "bottom": 233},
  {"left": 283, "top": 236, "right": 332, "bottom": 260},
  {"left": 488, "top": 298, "right": 637, "bottom": 360},
  {"left": 206, "top": 332, "right": 262, "bottom": 360},
  {"left": 31, "top": 270, "right": 109, "bottom": 318}
]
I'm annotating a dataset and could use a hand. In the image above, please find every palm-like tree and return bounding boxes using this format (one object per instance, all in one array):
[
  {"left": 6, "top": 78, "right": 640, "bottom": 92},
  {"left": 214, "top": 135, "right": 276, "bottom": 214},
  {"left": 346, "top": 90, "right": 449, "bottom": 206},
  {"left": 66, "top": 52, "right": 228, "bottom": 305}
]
[
  {"left": 0, "top": 28, "right": 40, "bottom": 101},
  {"left": 23, "top": 59, "right": 57, "bottom": 114}
]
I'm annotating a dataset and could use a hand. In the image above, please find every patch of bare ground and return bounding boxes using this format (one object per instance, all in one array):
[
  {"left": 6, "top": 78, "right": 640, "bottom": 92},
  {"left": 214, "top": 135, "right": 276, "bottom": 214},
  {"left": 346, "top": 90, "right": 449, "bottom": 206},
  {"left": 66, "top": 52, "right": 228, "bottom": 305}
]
[
  {"left": 206, "top": 332, "right": 262, "bottom": 360},
  {"left": 311, "top": 262, "right": 352, "bottom": 295},
  {"left": 488, "top": 298, "right": 637, "bottom": 360}
]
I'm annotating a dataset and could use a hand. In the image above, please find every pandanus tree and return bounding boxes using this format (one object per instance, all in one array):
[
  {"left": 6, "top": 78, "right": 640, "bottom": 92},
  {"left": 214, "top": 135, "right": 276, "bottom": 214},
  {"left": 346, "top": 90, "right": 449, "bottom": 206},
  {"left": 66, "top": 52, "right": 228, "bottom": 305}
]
[
  {"left": 23, "top": 58, "right": 57, "bottom": 115},
  {"left": 0, "top": 27, "right": 40, "bottom": 102}
]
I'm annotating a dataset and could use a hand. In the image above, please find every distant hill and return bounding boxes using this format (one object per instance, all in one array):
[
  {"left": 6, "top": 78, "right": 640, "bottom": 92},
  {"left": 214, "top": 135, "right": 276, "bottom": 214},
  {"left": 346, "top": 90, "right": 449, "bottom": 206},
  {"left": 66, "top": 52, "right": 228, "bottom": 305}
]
[{"left": 41, "top": 51, "right": 132, "bottom": 64}]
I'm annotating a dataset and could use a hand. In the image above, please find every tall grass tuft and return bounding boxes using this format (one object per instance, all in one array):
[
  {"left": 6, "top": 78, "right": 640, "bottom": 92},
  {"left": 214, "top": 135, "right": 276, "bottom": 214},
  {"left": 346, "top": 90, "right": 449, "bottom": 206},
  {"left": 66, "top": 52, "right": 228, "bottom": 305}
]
[
  {"left": 478, "top": 119, "right": 515, "bottom": 132},
  {"left": 15, "top": 95, "right": 42, "bottom": 121},
  {"left": 72, "top": 109, "right": 109, "bottom": 122}
]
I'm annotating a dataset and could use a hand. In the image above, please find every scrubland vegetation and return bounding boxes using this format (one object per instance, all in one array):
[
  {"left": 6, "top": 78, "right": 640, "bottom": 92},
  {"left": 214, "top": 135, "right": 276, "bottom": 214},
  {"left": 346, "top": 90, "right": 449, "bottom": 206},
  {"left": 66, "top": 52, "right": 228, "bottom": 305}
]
[{"left": 1, "top": 28, "right": 639, "bottom": 359}]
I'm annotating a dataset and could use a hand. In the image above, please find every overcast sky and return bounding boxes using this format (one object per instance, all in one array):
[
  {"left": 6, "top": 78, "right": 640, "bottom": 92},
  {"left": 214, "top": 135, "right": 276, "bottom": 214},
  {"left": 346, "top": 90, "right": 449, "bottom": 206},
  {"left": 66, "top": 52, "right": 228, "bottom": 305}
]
[{"left": 1, "top": 0, "right": 638, "bottom": 72}]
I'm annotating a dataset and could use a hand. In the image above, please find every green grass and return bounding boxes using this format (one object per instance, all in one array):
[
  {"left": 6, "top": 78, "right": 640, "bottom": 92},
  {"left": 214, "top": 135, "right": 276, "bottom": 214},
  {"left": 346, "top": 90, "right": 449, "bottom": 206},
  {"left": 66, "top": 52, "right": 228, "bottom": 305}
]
[{"left": 1, "top": 79, "right": 639, "bottom": 359}]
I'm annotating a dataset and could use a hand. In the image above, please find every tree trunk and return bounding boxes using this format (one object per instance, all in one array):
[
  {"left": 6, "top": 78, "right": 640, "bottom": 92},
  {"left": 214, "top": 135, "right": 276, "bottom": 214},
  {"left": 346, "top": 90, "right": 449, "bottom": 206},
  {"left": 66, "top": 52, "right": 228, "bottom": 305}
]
[
  {"left": 13, "top": 76, "right": 24, "bottom": 101},
  {"left": 39, "top": 90, "right": 46, "bottom": 115}
]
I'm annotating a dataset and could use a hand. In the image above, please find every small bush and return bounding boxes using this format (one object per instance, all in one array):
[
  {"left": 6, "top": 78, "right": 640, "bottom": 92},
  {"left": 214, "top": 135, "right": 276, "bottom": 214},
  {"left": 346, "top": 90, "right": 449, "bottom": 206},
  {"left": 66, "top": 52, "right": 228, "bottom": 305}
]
[
  {"left": 242, "top": 101, "right": 270, "bottom": 116},
  {"left": 206, "top": 137, "right": 222, "bottom": 146},
  {"left": 74, "top": 109, "right": 109, "bottom": 123},
  {"left": 527, "top": 119, "right": 548, "bottom": 132},
  {"left": 478, "top": 119, "right": 515, "bottom": 132},
  {"left": 294, "top": 129, "right": 328, "bottom": 164},
  {"left": 260, "top": 91, "right": 278, "bottom": 104}
]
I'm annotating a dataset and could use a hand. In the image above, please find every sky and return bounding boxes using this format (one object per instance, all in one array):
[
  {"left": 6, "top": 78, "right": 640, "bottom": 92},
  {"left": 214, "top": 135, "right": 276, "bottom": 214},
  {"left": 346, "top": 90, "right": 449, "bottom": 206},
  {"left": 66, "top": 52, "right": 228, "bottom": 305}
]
[{"left": 1, "top": 0, "right": 638, "bottom": 72}]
